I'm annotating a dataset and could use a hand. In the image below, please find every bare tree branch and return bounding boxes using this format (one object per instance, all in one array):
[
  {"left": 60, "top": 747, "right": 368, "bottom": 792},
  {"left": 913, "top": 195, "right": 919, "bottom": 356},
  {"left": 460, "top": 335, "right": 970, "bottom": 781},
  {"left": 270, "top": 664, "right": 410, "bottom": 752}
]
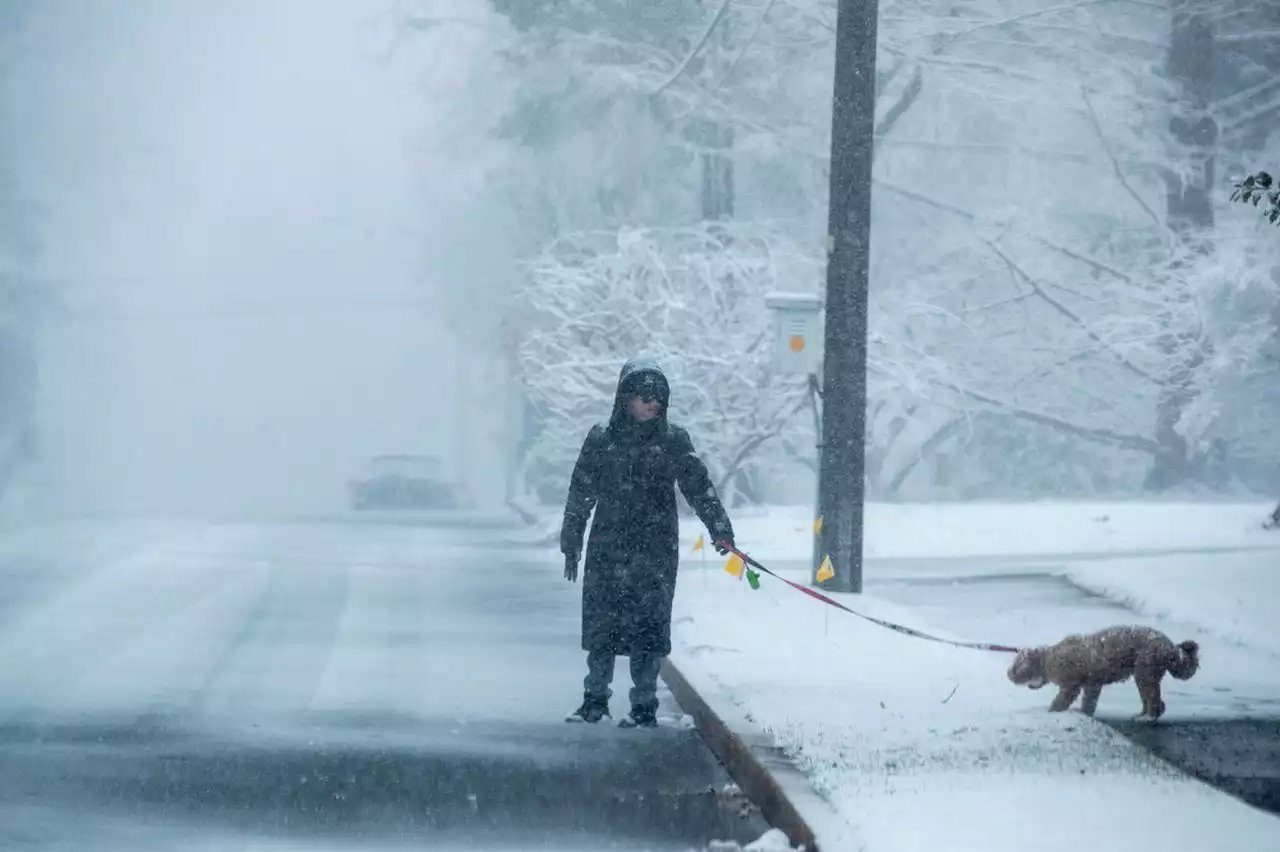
[
  {"left": 944, "top": 383, "right": 1160, "bottom": 453},
  {"left": 876, "top": 178, "right": 1137, "bottom": 285},
  {"left": 651, "top": 0, "right": 733, "bottom": 97},
  {"left": 714, "top": 409, "right": 798, "bottom": 496},
  {"left": 1079, "top": 86, "right": 1163, "bottom": 230},
  {"left": 874, "top": 66, "right": 923, "bottom": 156},
  {"left": 900, "top": 0, "right": 1125, "bottom": 47},
  {"left": 710, "top": 0, "right": 777, "bottom": 93},
  {"left": 981, "top": 238, "right": 1164, "bottom": 386},
  {"left": 884, "top": 416, "right": 968, "bottom": 496}
]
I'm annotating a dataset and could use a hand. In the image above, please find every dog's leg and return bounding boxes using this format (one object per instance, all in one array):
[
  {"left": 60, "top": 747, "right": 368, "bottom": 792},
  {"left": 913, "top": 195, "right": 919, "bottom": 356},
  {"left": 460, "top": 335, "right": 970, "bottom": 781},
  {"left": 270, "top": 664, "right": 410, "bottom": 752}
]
[
  {"left": 1133, "top": 670, "right": 1166, "bottom": 721},
  {"left": 1048, "top": 683, "right": 1081, "bottom": 712},
  {"left": 1079, "top": 684, "right": 1103, "bottom": 716}
]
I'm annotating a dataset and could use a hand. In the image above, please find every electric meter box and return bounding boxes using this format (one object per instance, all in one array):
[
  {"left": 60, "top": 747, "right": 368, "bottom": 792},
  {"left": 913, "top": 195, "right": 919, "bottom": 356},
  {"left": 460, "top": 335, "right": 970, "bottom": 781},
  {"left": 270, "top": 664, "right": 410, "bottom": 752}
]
[{"left": 764, "top": 291, "right": 824, "bottom": 375}]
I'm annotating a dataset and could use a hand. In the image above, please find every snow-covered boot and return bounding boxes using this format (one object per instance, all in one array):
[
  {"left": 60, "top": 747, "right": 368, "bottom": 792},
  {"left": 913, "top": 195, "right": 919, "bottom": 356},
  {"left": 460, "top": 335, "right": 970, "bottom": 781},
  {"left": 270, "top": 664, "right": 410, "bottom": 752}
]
[
  {"left": 617, "top": 706, "right": 658, "bottom": 728},
  {"left": 565, "top": 696, "right": 610, "bottom": 723}
]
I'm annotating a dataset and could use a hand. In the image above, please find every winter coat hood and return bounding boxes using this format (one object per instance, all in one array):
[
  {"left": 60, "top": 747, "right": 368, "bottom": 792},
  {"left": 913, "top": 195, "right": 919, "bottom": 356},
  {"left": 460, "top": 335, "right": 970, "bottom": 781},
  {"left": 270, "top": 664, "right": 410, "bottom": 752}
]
[{"left": 608, "top": 357, "right": 671, "bottom": 433}]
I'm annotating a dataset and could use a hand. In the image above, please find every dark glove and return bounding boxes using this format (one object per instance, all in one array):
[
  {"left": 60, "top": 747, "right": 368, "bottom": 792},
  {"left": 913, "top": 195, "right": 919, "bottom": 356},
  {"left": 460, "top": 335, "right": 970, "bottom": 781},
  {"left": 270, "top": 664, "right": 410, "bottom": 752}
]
[
  {"left": 564, "top": 552, "right": 579, "bottom": 583},
  {"left": 713, "top": 535, "right": 734, "bottom": 556}
]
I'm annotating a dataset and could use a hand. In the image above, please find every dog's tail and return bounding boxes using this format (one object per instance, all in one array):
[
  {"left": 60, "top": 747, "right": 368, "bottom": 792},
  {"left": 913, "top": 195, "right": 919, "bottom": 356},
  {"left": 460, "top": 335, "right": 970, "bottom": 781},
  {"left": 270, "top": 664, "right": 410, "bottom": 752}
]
[{"left": 1168, "top": 639, "right": 1200, "bottom": 680}]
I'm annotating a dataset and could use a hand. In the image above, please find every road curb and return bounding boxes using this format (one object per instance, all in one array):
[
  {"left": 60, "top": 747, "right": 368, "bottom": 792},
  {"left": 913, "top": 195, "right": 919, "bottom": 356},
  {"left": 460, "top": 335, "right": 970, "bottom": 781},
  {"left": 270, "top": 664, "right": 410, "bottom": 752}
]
[{"left": 661, "top": 657, "right": 855, "bottom": 851}]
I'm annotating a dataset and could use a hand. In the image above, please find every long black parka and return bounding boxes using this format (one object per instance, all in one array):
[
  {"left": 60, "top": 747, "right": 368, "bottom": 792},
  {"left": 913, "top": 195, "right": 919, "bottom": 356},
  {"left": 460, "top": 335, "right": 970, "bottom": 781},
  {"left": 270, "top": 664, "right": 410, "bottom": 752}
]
[{"left": 560, "top": 359, "right": 734, "bottom": 657}]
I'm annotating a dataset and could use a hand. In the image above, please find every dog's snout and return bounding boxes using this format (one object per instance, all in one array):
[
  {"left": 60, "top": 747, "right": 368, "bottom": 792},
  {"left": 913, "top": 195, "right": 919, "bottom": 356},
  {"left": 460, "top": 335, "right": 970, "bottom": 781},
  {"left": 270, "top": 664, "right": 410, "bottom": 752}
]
[
  {"left": 1007, "top": 651, "right": 1031, "bottom": 683},
  {"left": 1007, "top": 650, "right": 1046, "bottom": 690}
]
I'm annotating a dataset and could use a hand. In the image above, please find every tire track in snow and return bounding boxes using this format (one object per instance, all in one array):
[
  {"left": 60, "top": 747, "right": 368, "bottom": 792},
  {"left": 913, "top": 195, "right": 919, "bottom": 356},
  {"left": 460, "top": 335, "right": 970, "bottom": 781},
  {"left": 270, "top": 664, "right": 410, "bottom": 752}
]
[
  {"left": 39, "top": 567, "right": 271, "bottom": 720},
  {"left": 0, "top": 521, "right": 184, "bottom": 626},
  {"left": 185, "top": 528, "right": 354, "bottom": 720},
  {"left": 305, "top": 527, "right": 437, "bottom": 717},
  {"left": 0, "top": 525, "right": 261, "bottom": 718}
]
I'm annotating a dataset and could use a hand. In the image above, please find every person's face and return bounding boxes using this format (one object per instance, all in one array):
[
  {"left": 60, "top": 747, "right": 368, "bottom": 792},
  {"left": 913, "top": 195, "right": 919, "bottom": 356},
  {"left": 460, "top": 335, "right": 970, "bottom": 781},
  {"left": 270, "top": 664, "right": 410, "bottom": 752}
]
[{"left": 628, "top": 392, "right": 664, "bottom": 422}]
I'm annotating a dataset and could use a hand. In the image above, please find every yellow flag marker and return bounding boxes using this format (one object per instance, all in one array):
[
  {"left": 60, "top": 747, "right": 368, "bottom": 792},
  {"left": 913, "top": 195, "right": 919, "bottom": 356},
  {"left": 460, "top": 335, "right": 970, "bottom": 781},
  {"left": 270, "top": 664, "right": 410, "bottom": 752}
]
[
  {"left": 692, "top": 534, "right": 704, "bottom": 552},
  {"left": 813, "top": 515, "right": 824, "bottom": 535},
  {"left": 724, "top": 553, "right": 745, "bottom": 579},
  {"left": 816, "top": 555, "right": 835, "bottom": 583}
]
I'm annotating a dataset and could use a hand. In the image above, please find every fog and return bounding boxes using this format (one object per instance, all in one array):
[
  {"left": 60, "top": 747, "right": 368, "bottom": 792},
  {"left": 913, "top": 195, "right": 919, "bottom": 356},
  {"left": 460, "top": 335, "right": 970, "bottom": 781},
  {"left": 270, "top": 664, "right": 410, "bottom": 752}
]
[
  {"left": 7, "top": 2, "right": 1276, "bottom": 517},
  {"left": 11, "top": 1, "right": 506, "bottom": 516}
]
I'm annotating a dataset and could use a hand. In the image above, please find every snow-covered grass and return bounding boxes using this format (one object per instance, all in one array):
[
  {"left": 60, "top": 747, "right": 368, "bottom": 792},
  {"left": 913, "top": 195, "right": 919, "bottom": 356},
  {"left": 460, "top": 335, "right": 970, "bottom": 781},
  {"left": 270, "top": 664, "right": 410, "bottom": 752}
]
[
  {"left": 670, "top": 501, "right": 1280, "bottom": 851},
  {"left": 681, "top": 500, "right": 1278, "bottom": 562}
]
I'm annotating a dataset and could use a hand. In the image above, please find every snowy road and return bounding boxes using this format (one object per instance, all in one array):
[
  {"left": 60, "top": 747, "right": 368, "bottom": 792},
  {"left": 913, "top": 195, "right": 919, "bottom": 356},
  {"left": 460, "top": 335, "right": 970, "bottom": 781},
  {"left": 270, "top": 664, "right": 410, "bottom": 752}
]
[
  {"left": 0, "top": 517, "right": 766, "bottom": 851},
  {"left": 866, "top": 560, "right": 1280, "bottom": 815}
]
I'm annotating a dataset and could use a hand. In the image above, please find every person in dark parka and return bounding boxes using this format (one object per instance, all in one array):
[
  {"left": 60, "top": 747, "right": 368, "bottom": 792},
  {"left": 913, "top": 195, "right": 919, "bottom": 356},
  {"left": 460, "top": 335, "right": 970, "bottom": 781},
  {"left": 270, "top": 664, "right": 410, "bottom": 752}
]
[{"left": 561, "top": 358, "right": 735, "bottom": 728}]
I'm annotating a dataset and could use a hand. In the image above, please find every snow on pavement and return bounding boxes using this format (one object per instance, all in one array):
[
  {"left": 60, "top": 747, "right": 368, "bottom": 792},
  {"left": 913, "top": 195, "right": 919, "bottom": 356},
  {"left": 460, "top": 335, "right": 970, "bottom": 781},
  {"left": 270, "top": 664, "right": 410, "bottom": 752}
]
[
  {"left": 672, "top": 574, "right": 1280, "bottom": 852},
  {"left": 1065, "top": 552, "right": 1280, "bottom": 660},
  {"left": 0, "top": 516, "right": 771, "bottom": 851},
  {"left": 671, "top": 502, "right": 1280, "bottom": 851},
  {"left": 0, "top": 517, "right": 575, "bottom": 723},
  {"left": 865, "top": 565, "right": 1280, "bottom": 723}
]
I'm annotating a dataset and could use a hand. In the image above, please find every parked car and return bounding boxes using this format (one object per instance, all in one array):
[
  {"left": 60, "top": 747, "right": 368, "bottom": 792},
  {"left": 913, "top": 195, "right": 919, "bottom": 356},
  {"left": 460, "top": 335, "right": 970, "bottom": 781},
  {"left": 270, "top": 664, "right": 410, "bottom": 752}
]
[{"left": 348, "top": 454, "right": 460, "bottom": 510}]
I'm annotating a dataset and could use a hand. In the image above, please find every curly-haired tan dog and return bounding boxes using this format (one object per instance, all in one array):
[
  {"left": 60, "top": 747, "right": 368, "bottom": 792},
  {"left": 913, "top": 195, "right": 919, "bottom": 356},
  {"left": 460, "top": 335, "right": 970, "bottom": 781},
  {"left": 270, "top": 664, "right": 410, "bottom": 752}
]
[{"left": 1007, "top": 625, "right": 1199, "bottom": 721}]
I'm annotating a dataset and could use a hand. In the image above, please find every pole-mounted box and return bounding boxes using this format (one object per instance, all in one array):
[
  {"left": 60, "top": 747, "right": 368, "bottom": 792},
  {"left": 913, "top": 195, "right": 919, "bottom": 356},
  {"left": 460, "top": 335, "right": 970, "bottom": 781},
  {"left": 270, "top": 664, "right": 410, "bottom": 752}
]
[{"left": 764, "top": 291, "right": 824, "bottom": 375}]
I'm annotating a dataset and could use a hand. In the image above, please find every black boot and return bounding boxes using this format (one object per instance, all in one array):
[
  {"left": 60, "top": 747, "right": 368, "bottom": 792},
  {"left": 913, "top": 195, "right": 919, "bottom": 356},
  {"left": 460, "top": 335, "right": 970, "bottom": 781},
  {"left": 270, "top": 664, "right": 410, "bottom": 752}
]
[
  {"left": 565, "top": 695, "right": 610, "bottom": 723},
  {"left": 617, "top": 705, "right": 658, "bottom": 728}
]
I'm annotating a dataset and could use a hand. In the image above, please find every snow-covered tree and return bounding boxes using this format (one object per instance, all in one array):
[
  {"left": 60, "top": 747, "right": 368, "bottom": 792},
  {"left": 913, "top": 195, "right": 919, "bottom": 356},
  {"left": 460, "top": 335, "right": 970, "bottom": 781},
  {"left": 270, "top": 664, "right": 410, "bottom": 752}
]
[
  {"left": 795, "top": 0, "right": 1280, "bottom": 495},
  {"left": 480, "top": 0, "right": 1280, "bottom": 501},
  {"left": 507, "top": 221, "right": 819, "bottom": 506},
  {"left": 487, "top": 0, "right": 712, "bottom": 234}
]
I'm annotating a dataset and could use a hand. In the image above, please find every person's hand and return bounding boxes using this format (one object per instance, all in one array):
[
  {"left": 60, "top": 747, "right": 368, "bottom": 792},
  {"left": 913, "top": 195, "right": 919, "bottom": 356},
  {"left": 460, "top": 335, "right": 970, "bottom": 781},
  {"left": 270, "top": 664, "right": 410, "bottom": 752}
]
[
  {"left": 713, "top": 536, "right": 734, "bottom": 556},
  {"left": 564, "top": 552, "right": 579, "bottom": 583}
]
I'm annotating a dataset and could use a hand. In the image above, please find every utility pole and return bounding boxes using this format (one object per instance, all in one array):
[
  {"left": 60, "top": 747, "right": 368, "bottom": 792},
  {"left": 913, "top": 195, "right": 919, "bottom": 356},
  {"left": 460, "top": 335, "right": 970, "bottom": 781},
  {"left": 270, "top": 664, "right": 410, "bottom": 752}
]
[{"left": 814, "top": 0, "right": 878, "bottom": 594}]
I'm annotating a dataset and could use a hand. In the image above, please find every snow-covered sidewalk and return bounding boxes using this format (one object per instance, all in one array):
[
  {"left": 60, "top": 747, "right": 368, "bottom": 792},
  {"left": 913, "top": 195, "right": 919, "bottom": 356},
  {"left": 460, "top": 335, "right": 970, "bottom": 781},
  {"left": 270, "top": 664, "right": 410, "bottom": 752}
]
[{"left": 670, "top": 502, "right": 1280, "bottom": 851}]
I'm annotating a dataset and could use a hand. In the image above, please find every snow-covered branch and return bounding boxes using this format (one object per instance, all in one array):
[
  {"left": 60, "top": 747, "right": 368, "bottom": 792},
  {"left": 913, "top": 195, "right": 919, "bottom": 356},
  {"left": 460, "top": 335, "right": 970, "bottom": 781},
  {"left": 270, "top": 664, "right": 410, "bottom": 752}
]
[{"left": 507, "top": 222, "right": 818, "bottom": 504}]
